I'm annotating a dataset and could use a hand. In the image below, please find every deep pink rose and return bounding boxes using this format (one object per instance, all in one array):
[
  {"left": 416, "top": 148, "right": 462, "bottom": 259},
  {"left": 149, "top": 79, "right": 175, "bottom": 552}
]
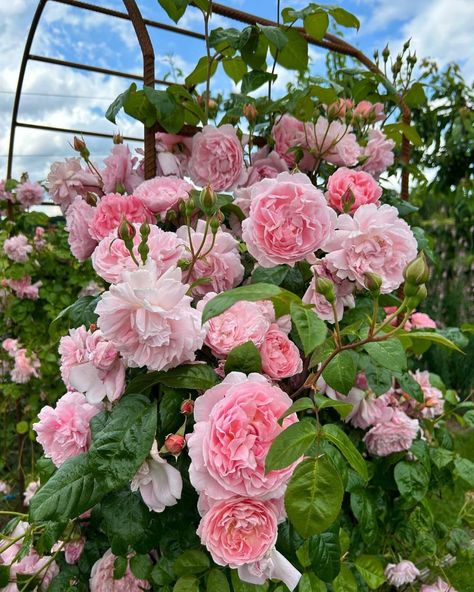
[
  {"left": 65, "top": 196, "right": 97, "bottom": 261},
  {"left": 409, "top": 312, "right": 437, "bottom": 330},
  {"left": 92, "top": 223, "right": 185, "bottom": 284},
  {"left": 353, "top": 100, "right": 385, "bottom": 122},
  {"left": 187, "top": 372, "right": 299, "bottom": 501},
  {"left": 188, "top": 125, "right": 245, "bottom": 191},
  {"left": 362, "top": 129, "right": 395, "bottom": 177},
  {"left": 324, "top": 204, "right": 418, "bottom": 293},
  {"left": 385, "top": 560, "right": 420, "bottom": 587},
  {"left": 90, "top": 549, "right": 150, "bottom": 592},
  {"left": 363, "top": 410, "right": 419, "bottom": 456},
  {"left": 420, "top": 578, "right": 458, "bottom": 592},
  {"left": 33, "top": 391, "right": 101, "bottom": 466},
  {"left": 242, "top": 172, "right": 336, "bottom": 267},
  {"left": 134, "top": 176, "right": 192, "bottom": 220},
  {"left": 101, "top": 144, "right": 143, "bottom": 194},
  {"left": 326, "top": 167, "right": 382, "bottom": 213},
  {"left": 15, "top": 181, "right": 43, "bottom": 208},
  {"left": 176, "top": 220, "right": 244, "bottom": 297},
  {"left": 259, "top": 324, "right": 302, "bottom": 379},
  {"left": 304, "top": 117, "right": 361, "bottom": 167},
  {"left": 88, "top": 192, "right": 154, "bottom": 242},
  {"left": 47, "top": 157, "right": 101, "bottom": 212},
  {"left": 3, "top": 234, "right": 32, "bottom": 262}
]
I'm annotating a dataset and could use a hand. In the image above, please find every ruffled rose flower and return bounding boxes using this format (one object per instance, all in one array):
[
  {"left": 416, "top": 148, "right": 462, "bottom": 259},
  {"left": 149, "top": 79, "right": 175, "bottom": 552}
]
[
  {"left": 15, "top": 181, "right": 43, "bottom": 208},
  {"left": 271, "top": 114, "right": 308, "bottom": 168},
  {"left": 304, "top": 117, "right": 361, "bottom": 167},
  {"left": 34, "top": 226, "right": 47, "bottom": 250},
  {"left": 346, "top": 391, "right": 394, "bottom": 429},
  {"left": 242, "top": 172, "right": 336, "bottom": 268},
  {"left": 89, "top": 192, "right": 154, "bottom": 242},
  {"left": 7, "top": 276, "right": 42, "bottom": 300},
  {"left": 188, "top": 125, "right": 245, "bottom": 191},
  {"left": 2, "top": 338, "right": 19, "bottom": 354},
  {"left": 187, "top": 372, "right": 299, "bottom": 501},
  {"left": 92, "top": 223, "right": 185, "bottom": 284},
  {"left": 47, "top": 157, "right": 101, "bottom": 212},
  {"left": 96, "top": 262, "right": 204, "bottom": 371},
  {"left": 33, "top": 391, "right": 101, "bottom": 466},
  {"left": 326, "top": 167, "right": 382, "bottom": 213},
  {"left": 259, "top": 325, "right": 303, "bottom": 379},
  {"left": 363, "top": 410, "right": 419, "bottom": 456},
  {"left": 65, "top": 196, "right": 97, "bottom": 261},
  {"left": 3, "top": 234, "right": 32, "bottom": 262},
  {"left": 403, "top": 370, "right": 444, "bottom": 419},
  {"left": 90, "top": 549, "right": 150, "bottom": 592},
  {"left": 59, "top": 325, "right": 88, "bottom": 384},
  {"left": 324, "top": 204, "right": 418, "bottom": 293},
  {"left": 353, "top": 100, "right": 385, "bottom": 122},
  {"left": 134, "top": 176, "right": 192, "bottom": 220},
  {"left": 177, "top": 220, "right": 244, "bottom": 297},
  {"left": 362, "top": 129, "right": 395, "bottom": 177},
  {"left": 101, "top": 144, "right": 143, "bottom": 194},
  {"left": 11, "top": 349, "right": 40, "bottom": 383},
  {"left": 420, "top": 578, "right": 457, "bottom": 592},
  {"left": 131, "top": 441, "right": 183, "bottom": 512},
  {"left": 385, "top": 560, "right": 420, "bottom": 587},
  {"left": 155, "top": 131, "right": 192, "bottom": 177}
]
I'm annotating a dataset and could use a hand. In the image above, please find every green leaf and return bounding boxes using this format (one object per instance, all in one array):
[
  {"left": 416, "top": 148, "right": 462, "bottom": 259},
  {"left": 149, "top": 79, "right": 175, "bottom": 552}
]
[
  {"left": 88, "top": 394, "right": 157, "bottom": 490},
  {"left": 290, "top": 302, "right": 328, "bottom": 356},
  {"left": 159, "top": 387, "right": 185, "bottom": 435},
  {"left": 298, "top": 573, "right": 326, "bottom": 592},
  {"left": 314, "top": 393, "right": 352, "bottom": 419},
  {"left": 260, "top": 25, "right": 288, "bottom": 50},
  {"left": 173, "top": 549, "right": 210, "bottom": 577},
  {"left": 265, "top": 419, "right": 317, "bottom": 472},
  {"left": 224, "top": 341, "right": 262, "bottom": 374},
  {"left": 322, "top": 351, "right": 356, "bottom": 395},
  {"left": 0, "top": 565, "right": 10, "bottom": 588},
  {"left": 240, "top": 27, "right": 268, "bottom": 70},
  {"left": 396, "top": 372, "right": 424, "bottom": 403},
  {"left": 251, "top": 265, "right": 289, "bottom": 286},
  {"left": 173, "top": 576, "right": 200, "bottom": 592},
  {"left": 430, "top": 448, "right": 455, "bottom": 469},
  {"left": 143, "top": 87, "right": 184, "bottom": 133},
  {"left": 333, "top": 564, "right": 357, "bottom": 592},
  {"left": 354, "top": 555, "right": 385, "bottom": 590},
  {"left": 207, "top": 569, "right": 230, "bottom": 592},
  {"left": 158, "top": 0, "right": 189, "bottom": 23},
  {"left": 404, "top": 82, "right": 427, "bottom": 108},
  {"left": 151, "top": 558, "right": 175, "bottom": 586},
  {"left": 29, "top": 454, "right": 106, "bottom": 522},
  {"left": 278, "top": 397, "right": 315, "bottom": 425},
  {"left": 350, "top": 490, "right": 378, "bottom": 544},
  {"left": 321, "top": 424, "right": 368, "bottom": 481},
  {"left": 123, "top": 89, "right": 156, "bottom": 127},
  {"left": 454, "top": 457, "right": 474, "bottom": 488},
  {"left": 271, "top": 29, "right": 308, "bottom": 71},
  {"left": 106, "top": 83, "right": 136, "bottom": 123},
  {"left": 222, "top": 57, "right": 247, "bottom": 83},
  {"left": 399, "top": 330, "right": 464, "bottom": 353},
  {"left": 303, "top": 12, "right": 329, "bottom": 41},
  {"left": 130, "top": 554, "right": 153, "bottom": 580},
  {"left": 394, "top": 461, "right": 429, "bottom": 502},
  {"left": 125, "top": 364, "right": 218, "bottom": 394},
  {"left": 285, "top": 456, "right": 344, "bottom": 537},
  {"left": 307, "top": 526, "right": 341, "bottom": 582},
  {"left": 329, "top": 7, "right": 360, "bottom": 30},
  {"left": 185, "top": 56, "right": 218, "bottom": 86},
  {"left": 49, "top": 295, "right": 100, "bottom": 337},
  {"left": 201, "top": 283, "right": 281, "bottom": 322},
  {"left": 363, "top": 339, "right": 407, "bottom": 372},
  {"left": 241, "top": 70, "right": 277, "bottom": 94},
  {"left": 364, "top": 361, "right": 392, "bottom": 395},
  {"left": 114, "top": 556, "right": 128, "bottom": 580},
  {"left": 209, "top": 27, "right": 242, "bottom": 49},
  {"left": 230, "top": 570, "right": 268, "bottom": 591}
]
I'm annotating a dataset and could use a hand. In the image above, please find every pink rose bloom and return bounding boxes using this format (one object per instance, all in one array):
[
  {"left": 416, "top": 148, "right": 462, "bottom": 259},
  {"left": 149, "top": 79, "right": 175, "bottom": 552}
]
[
  {"left": 33, "top": 391, "right": 101, "bottom": 466},
  {"left": 34, "top": 226, "right": 47, "bottom": 250},
  {"left": 65, "top": 196, "right": 97, "bottom": 261},
  {"left": 134, "top": 176, "right": 192, "bottom": 220},
  {"left": 90, "top": 549, "right": 150, "bottom": 592},
  {"left": 92, "top": 223, "right": 185, "bottom": 284},
  {"left": 303, "top": 259, "right": 355, "bottom": 322},
  {"left": 88, "top": 192, "right": 154, "bottom": 242},
  {"left": 23, "top": 480, "right": 39, "bottom": 506},
  {"left": 0, "top": 179, "right": 13, "bottom": 202},
  {"left": 259, "top": 324, "right": 302, "bottom": 379},
  {"left": 7, "top": 550, "right": 58, "bottom": 591},
  {"left": 3, "top": 234, "right": 32, "bottom": 262},
  {"left": 326, "top": 167, "right": 382, "bottom": 214},
  {"left": 63, "top": 538, "right": 85, "bottom": 565},
  {"left": 101, "top": 144, "right": 143, "bottom": 194},
  {"left": 7, "top": 276, "right": 42, "bottom": 299},
  {"left": 188, "top": 124, "right": 245, "bottom": 191},
  {"left": 177, "top": 220, "right": 244, "bottom": 297},
  {"left": 11, "top": 349, "right": 40, "bottom": 383},
  {"left": 2, "top": 338, "right": 19, "bottom": 354},
  {"left": 242, "top": 172, "right": 336, "bottom": 268},
  {"left": 96, "top": 262, "right": 204, "bottom": 371},
  {"left": 347, "top": 391, "right": 394, "bottom": 429},
  {"left": 421, "top": 578, "right": 458, "bottom": 592},
  {"left": 409, "top": 311, "right": 437, "bottom": 330},
  {"left": 15, "top": 181, "right": 43, "bottom": 208},
  {"left": 131, "top": 441, "right": 182, "bottom": 512},
  {"left": 353, "top": 100, "right": 385, "bottom": 122},
  {"left": 364, "top": 410, "right": 419, "bottom": 456},
  {"left": 0, "top": 480, "right": 11, "bottom": 495},
  {"left": 272, "top": 114, "right": 308, "bottom": 168},
  {"left": 155, "top": 131, "right": 192, "bottom": 177},
  {"left": 197, "top": 294, "right": 272, "bottom": 358},
  {"left": 47, "top": 157, "right": 101, "bottom": 212},
  {"left": 385, "top": 560, "right": 420, "bottom": 587},
  {"left": 411, "top": 369, "right": 444, "bottom": 418},
  {"left": 326, "top": 98, "right": 353, "bottom": 119},
  {"left": 187, "top": 372, "right": 299, "bottom": 501},
  {"left": 324, "top": 204, "right": 418, "bottom": 293},
  {"left": 198, "top": 497, "right": 300, "bottom": 591},
  {"left": 304, "top": 118, "right": 361, "bottom": 167},
  {"left": 362, "top": 129, "right": 395, "bottom": 177},
  {"left": 59, "top": 326, "right": 88, "bottom": 384}
]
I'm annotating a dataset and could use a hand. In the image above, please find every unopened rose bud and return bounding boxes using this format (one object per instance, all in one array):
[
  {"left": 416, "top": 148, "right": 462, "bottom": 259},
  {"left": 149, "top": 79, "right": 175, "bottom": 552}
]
[
  {"left": 85, "top": 192, "right": 97, "bottom": 207},
  {"left": 403, "top": 252, "right": 430, "bottom": 286},
  {"left": 89, "top": 323, "right": 97, "bottom": 332},
  {"left": 405, "top": 284, "right": 427, "bottom": 309},
  {"left": 118, "top": 218, "right": 136, "bottom": 242},
  {"left": 165, "top": 434, "right": 186, "bottom": 455},
  {"left": 382, "top": 45, "right": 390, "bottom": 62},
  {"left": 208, "top": 98, "right": 217, "bottom": 110},
  {"left": 180, "top": 399, "right": 194, "bottom": 415},
  {"left": 113, "top": 132, "right": 123, "bottom": 145},
  {"left": 200, "top": 185, "right": 217, "bottom": 214},
  {"left": 243, "top": 103, "right": 258, "bottom": 123},
  {"left": 73, "top": 136, "right": 90, "bottom": 159},
  {"left": 341, "top": 188, "right": 356, "bottom": 213},
  {"left": 364, "top": 272, "right": 383, "bottom": 296},
  {"left": 315, "top": 277, "right": 335, "bottom": 304},
  {"left": 185, "top": 197, "right": 195, "bottom": 217},
  {"left": 140, "top": 221, "right": 150, "bottom": 239},
  {"left": 403, "top": 38, "right": 411, "bottom": 52},
  {"left": 210, "top": 216, "right": 221, "bottom": 235}
]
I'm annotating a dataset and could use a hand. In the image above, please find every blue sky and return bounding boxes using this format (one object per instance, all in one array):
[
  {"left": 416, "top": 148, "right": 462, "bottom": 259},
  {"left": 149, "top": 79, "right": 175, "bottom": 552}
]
[{"left": 1, "top": 0, "right": 473, "bottom": 183}]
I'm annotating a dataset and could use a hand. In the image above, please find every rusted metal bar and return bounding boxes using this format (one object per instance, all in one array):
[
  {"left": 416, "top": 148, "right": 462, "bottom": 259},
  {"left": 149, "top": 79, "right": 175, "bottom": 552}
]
[{"left": 16, "top": 122, "right": 143, "bottom": 143}]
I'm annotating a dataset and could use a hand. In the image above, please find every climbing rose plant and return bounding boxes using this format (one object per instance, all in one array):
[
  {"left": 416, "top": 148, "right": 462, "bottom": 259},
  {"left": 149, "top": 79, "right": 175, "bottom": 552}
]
[{"left": 1, "top": 2, "right": 473, "bottom": 592}]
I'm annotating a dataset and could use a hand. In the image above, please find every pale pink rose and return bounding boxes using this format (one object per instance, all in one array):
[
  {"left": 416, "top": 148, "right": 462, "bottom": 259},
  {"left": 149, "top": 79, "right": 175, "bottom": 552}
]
[
  {"left": 92, "top": 223, "right": 185, "bottom": 284},
  {"left": 131, "top": 441, "right": 182, "bottom": 512},
  {"left": 79, "top": 280, "right": 103, "bottom": 298},
  {"left": 188, "top": 124, "right": 245, "bottom": 191},
  {"left": 54, "top": 538, "right": 85, "bottom": 565},
  {"left": 259, "top": 324, "right": 302, "bottom": 379},
  {"left": 420, "top": 578, "right": 458, "bottom": 592},
  {"left": 34, "top": 226, "right": 47, "bottom": 250},
  {"left": 0, "top": 179, "right": 13, "bottom": 202},
  {"left": 324, "top": 204, "right": 418, "bottom": 293},
  {"left": 302, "top": 259, "right": 355, "bottom": 322},
  {"left": 304, "top": 118, "right": 361, "bottom": 167},
  {"left": 385, "top": 560, "right": 420, "bottom": 587},
  {"left": 11, "top": 349, "right": 40, "bottom": 383},
  {"left": 155, "top": 131, "right": 192, "bottom": 177},
  {"left": 96, "top": 262, "right": 204, "bottom": 371},
  {"left": 347, "top": 391, "right": 394, "bottom": 429},
  {"left": 242, "top": 172, "right": 336, "bottom": 267},
  {"left": 47, "top": 157, "right": 101, "bottom": 212},
  {"left": 101, "top": 144, "right": 143, "bottom": 194},
  {"left": 326, "top": 167, "right": 382, "bottom": 213},
  {"left": 409, "top": 312, "right": 437, "bottom": 330},
  {"left": 2, "top": 338, "right": 19, "bottom": 354},
  {"left": 271, "top": 114, "right": 307, "bottom": 168},
  {"left": 187, "top": 372, "right": 299, "bottom": 501},
  {"left": 363, "top": 410, "right": 419, "bottom": 456},
  {"left": 65, "top": 196, "right": 97, "bottom": 261},
  {"left": 197, "top": 294, "right": 272, "bottom": 358},
  {"left": 59, "top": 326, "right": 88, "bottom": 384},
  {"left": 353, "top": 100, "right": 385, "bottom": 122},
  {"left": 176, "top": 220, "right": 244, "bottom": 296},
  {"left": 7, "top": 276, "right": 42, "bottom": 299},
  {"left": 90, "top": 549, "right": 150, "bottom": 592},
  {"left": 0, "top": 480, "right": 11, "bottom": 495},
  {"left": 326, "top": 98, "right": 353, "bottom": 119},
  {"left": 3, "top": 234, "right": 32, "bottom": 262},
  {"left": 88, "top": 192, "right": 154, "bottom": 242},
  {"left": 7, "top": 550, "right": 58, "bottom": 590},
  {"left": 134, "top": 176, "right": 192, "bottom": 220},
  {"left": 33, "top": 391, "right": 101, "bottom": 466},
  {"left": 362, "top": 129, "right": 395, "bottom": 177},
  {"left": 410, "top": 369, "right": 444, "bottom": 418},
  {"left": 15, "top": 181, "right": 43, "bottom": 208},
  {"left": 23, "top": 480, "right": 39, "bottom": 506}
]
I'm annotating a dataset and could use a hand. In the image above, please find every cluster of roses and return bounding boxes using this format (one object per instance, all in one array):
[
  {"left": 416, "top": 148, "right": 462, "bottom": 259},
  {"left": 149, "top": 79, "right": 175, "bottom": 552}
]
[
  {"left": 0, "top": 179, "right": 44, "bottom": 211},
  {"left": 1, "top": 338, "right": 40, "bottom": 384},
  {"left": 18, "top": 100, "right": 450, "bottom": 591}
]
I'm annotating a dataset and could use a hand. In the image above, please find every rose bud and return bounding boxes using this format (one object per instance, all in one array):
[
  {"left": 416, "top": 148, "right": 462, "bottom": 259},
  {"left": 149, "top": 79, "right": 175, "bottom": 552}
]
[
  {"left": 243, "top": 103, "right": 258, "bottom": 123},
  {"left": 315, "top": 276, "right": 336, "bottom": 304},
  {"left": 165, "top": 434, "right": 186, "bottom": 455},
  {"left": 403, "top": 252, "right": 430, "bottom": 286},
  {"left": 180, "top": 399, "right": 194, "bottom": 415}
]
